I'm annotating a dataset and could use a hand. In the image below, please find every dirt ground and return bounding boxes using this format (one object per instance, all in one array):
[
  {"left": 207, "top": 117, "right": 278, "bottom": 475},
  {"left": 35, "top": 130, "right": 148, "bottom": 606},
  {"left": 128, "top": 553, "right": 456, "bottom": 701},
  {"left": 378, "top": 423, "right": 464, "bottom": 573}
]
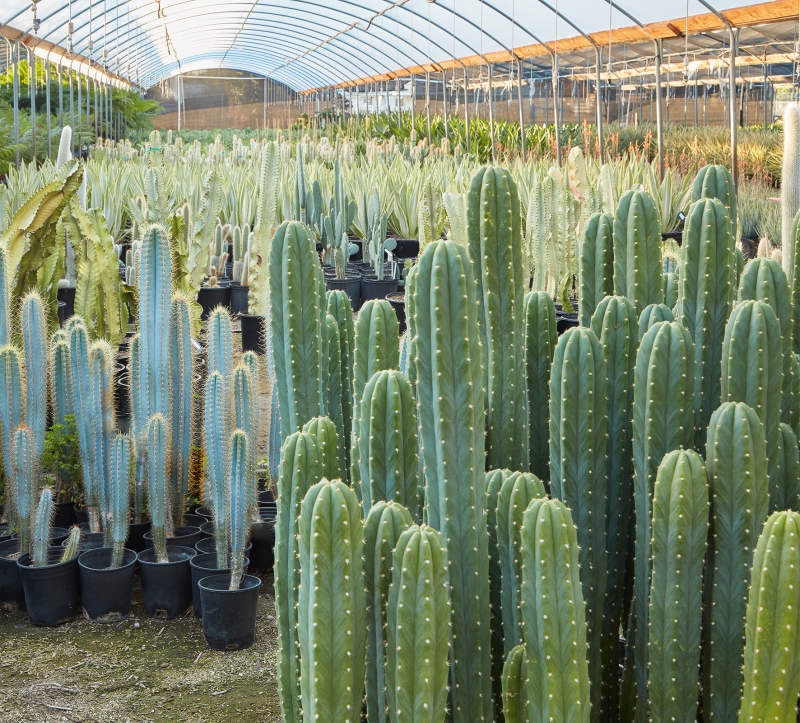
[{"left": 0, "top": 570, "right": 281, "bottom": 723}]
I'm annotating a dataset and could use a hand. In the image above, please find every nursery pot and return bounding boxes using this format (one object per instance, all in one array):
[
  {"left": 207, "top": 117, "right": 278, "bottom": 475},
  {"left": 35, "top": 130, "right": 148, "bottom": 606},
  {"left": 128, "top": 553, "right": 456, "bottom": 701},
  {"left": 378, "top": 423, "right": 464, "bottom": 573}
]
[
  {"left": 229, "top": 282, "right": 249, "bottom": 315},
  {"left": 248, "top": 508, "right": 276, "bottom": 571},
  {"left": 57, "top": 286, "right": 76, "bottom": 321},
  {"left": 195, "top": 506, "right": 213, "bottom": 521},
  {"left": 362, "top": 277, "right": 398, "bottom": 302},
  {"left": 127, "top": 521, "right": 151, "bottom": 554},
  {"left": 199, "top": 574, "right": 262, "bottom": 650},
  {"left": 240, "top": 314, "right": 266, "bottom": 355},
  {"left": 137, "top": 546, "right": 196, "bottom": 619},
  {"left": 0, "top": 523, "right": 10, "bottom": 544},
  {"left": 183, "top": 513, "right": 206, "bottom": 528},
  {"left": 392, "top": 239, "right": 420, "bottom": 259},
  {"left": 200, "top": 521, "right": 214, "bottom": 539},
  {"left": 190, "top": 552, "right": 250, "bottom": 618},
  {"left": 74, "top": 506, "right": 89, "bottom": 526},
  {"left": 0, "top": 539, "right": 26, "bottom": 609},
  {"left": 195, "top": 538, "right": 252, "bottom": 557},
  {"left": 53, "top": 501, "right": 76, "bottom": 529},
  {"left": 556, "top": 312, "right": 579, "bottom": 336},
  {"left": 17, "top": 548, "right": 80, "bottom": 626},
  {"left": 78, "top": 547, "right": 137, "bottom": 622},
  {"left": 13, "top": 526, "right": 70, "bottom": 547},
  {"left": 325, "top": 275, "right": 362, "bottom": 311},
  {"left": 258, "top": 490, "right": 274, "bottom": 505},
  {"left": 143, "top": 525, "right": 202, "bottom": 551},
  {"left": 62, "top": 531, "right": 105, "bottom": 552},
  {"left": 386, "top": 291, "right": 406, "bottom": 334},
  {"left": 197, "top": 285, "right": 231, "bottom": 320}
]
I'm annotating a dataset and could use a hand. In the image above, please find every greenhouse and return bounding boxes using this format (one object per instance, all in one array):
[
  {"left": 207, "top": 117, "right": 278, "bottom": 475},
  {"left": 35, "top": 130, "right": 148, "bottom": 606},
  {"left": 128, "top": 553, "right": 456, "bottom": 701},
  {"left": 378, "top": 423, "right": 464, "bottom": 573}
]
[{"left": 3, "top": 0, "right": 800, "bottom": 721}]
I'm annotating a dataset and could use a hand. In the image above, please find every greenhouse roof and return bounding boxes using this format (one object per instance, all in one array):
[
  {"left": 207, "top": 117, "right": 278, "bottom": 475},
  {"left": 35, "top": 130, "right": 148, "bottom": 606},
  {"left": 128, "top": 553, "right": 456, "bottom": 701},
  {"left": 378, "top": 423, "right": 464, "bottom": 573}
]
[{"left": 0, "top": 0, "right": 798, "bottom": 91}]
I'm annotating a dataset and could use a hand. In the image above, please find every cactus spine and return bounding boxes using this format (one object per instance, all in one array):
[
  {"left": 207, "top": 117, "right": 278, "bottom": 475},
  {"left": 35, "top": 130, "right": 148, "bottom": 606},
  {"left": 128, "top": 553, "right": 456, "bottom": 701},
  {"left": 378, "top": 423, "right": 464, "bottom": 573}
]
[
  {"left": 358, "top": 370, "right": 418, "bottom": 514},
  {"left": 11, "top": 426, "right": 35, "bottom": 557},
  {"left": 227, "top": 429, "right": 249, "bottom": 590},
  {"left": 638, "top": 302, "right": 674, "bottom": 339},
  {"left": 738, "top": 510, "right": 800, "bottom": 723},
  {"left": 274, "top": 432, "right": 321, "bottom": 723},
  {"left": 676, "top": 197, "right": 736, "bottom": 447},
  {"left": 466, "top": 166, "right": 529, "bottom": 471},
  {"left": 108, "top": 434, "right": 131, "bottom": 568},
  {"left": 692, "top": 164, "right": 737, "bottom": 232},
  {"left": 386, "top": 524, "right": 451, "bottom": 723},
  {"left": 204, "top": 371, "right": 229, "bottom": 569},
  {"left": 169, "top": 295, "right": 193, "bottom": 525},
  {"left": 579, "top": 212, "right": 614, "bottom": 327},
  {"left": 22, "top": 292, "right": 47, "bottom": 463},
  {"left": 647, "top": 449, "right": 709, "bottom": 723},
  {"left": 146, "top": 414, "right": 170, "bottom": 563},
  {"left": 0, "top": 345, "right": 23, "bottom": 486},
  {"left": 774, "top": 423, "right": 800, "bottom": 512},
  {"left": 302, "top": 416, "right": 339, "bottom": 481},
  {"left": 269, "top": 221, "right": 325, "bottom": 436},
  {"left": 520, "top": 497, "right": 591, "bottom": 723},
  {"left": 364, "top": 501, "right": 413, "bottom": 723},
  {"left": 524, "top": 291, "right": 557, "bottom": 482},
  {"left": 32, "top": 488, "right": 54, "bottom": 568},
  {"left": 326, "top": 290, "right": 355, "bottom": 472},
  {"left": 298, "top": 479, "right": 366, "bottom": 723},
  {"left": 413, "top": 240, "right": 492, "bottom": 723}
]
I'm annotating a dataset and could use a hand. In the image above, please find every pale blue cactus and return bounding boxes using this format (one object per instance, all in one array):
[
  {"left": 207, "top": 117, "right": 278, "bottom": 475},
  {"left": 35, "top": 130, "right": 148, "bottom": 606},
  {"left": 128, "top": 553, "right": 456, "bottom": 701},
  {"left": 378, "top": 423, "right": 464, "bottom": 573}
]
[
  {"left": 0, "top": 248, "right": 10, "bottom": 346},
  {"left": 11, "top": 426, "right": 36, "bottom": 556},
  {"left": 108, "top": 433, "right": 131, "bottom": 568},
  {"left": 49, "top": 336, "right": 73, "bottom": 428},
  {"left": 204, "top": 371, "right": 229, "bottom": 569},
  {"left": 22, "top": 292, "right": 47, "bottom": 463},
  {"left": 169, "top": 295, "right": 194, "bottom": 526},
  {"left": 32, "top": 488, "right": 54, "bottom": 567},
  {"left": 146, "top": 413, "right": 170, "bottom": 563},
  {"left": 233, "top": 361, "right": 258, "bottom": 520},
  {"left": 0, "top": 345, "right": 23, "bottom": 488},
  {"left": 228, "top": 429, "right": 250, "bottom": 590}
]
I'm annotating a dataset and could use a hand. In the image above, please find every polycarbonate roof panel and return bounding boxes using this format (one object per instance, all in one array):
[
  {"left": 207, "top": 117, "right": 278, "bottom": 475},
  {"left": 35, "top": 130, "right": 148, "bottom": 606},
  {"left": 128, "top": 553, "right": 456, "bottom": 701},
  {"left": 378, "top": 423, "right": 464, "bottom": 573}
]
[{"left": 0, "top": 1, "right": 768, "bottom": 90}]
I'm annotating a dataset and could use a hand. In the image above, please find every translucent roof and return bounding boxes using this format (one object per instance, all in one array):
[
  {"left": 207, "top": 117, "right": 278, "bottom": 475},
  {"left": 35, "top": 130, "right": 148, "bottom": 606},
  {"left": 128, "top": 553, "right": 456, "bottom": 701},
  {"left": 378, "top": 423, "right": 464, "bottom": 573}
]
[{"left": 0, "top": 0, "right": 790, "bottom": 91}]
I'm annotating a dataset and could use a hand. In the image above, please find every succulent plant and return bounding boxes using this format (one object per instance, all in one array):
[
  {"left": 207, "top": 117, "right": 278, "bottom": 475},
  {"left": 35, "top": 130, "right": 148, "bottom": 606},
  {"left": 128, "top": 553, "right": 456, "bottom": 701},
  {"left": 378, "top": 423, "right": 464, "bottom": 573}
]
[
  {"left": 233, "top": 360, "right": 258, "bottom": 520},
  {"left": 323, "top": 315, "right": 344, "bottom": 477},
  {"left": 204, "top": 371, "right": 229, "bottom": 569},
  {"left": 662, "top": 271, "right": 678, "bottom": 308},
  {"left": 501, "top": 644, "right": 529, "bottom": 723},
  {"left": 326, "top": 291, "right": 355, "bottom": 474},
  {"left": 107, "top": 434, "right": 131, "bottom": 568},
  {"left": 638, "top": 302, "right": 674, "bottom": 339},
  {"left": 169, "top": 295, "right": 194, "bottom": 525},
  {"left": 21, "top": 292, "right": 48, "bottom": 464},
  {"left": 32, "top": 488, "right": 54, "bottom": 568},
  {"left": 49, "top": 336, "right": 74, "bottom": 429},
  {"left": 227, "top": 429, "right": 250, "bottom": 590},
  {"left": 60, "top": 526, "right": 82, "bottom": 562},
  {"left": 691, "top": 164, "right": 737, "bottom": 231},
  {"left": 10, "top": 426, "right": 36, "bottom": 557},
  {"left": 0, "top": 249, "right": 10, "bottom": 347},
  {"left": 302, "top": 416, "right": 340, "bottom": 482},
  {"left": 0, "top": 344, "right": 23, "bottom": 488},
  {"left": 773, "top": 423, "right": 800, "bottom": 513},
  {"left": 146, "top": 413, "right": 170, "bottom": 564},
  {"left": 579, "top": 212, "right": 614, "bottom": 327}
]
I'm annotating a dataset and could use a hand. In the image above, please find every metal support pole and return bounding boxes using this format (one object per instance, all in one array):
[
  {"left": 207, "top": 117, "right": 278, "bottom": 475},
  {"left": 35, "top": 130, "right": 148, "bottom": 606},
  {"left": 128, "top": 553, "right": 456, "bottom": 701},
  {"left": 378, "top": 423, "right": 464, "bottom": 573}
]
[
  {"left": 70, "top": 67, "right": 75, "bottom": 154},
  {"left": 653, "top": 39, "right": 665, "bottom": 180},
  {"left": 595, "top": 46, "right": 604, "bottom": 162},
  {"left": 425, "top": 71, "right": 431, "bottom": 144},
  {"left": 552, "top": 54, "right": 561, "bottom": 166},
  {"left": 46, "top": 59, "right": 51, "bottom": 159},
  {"left": 516, "top": 59, "right": 526, "bottom": 159},
  {"left": 12, "top": 42, "right": 20, "bottom": 168},
  {"left": 463, "top": 67, "right": 470, "bottom": 152},
  {"left": 763, "top": 65, "right": 768, "bottom": 129},
  {"left": 443, "top": 70, "right": 449, "bottom": 143},
  {"left": 58, "top": 62, "right": 63, "bottom": 130},
  {"left": 29, "top": 48, "right": 36, "bottom": 162},
  {"left": 488, "top": 63, "right": 496, "bottom": 162},
  {"left": 730, "top": 28, "right": 739, "bottom": 196},
  {"left": 410, "top": 73, "right": 415, "bottom": 128}
]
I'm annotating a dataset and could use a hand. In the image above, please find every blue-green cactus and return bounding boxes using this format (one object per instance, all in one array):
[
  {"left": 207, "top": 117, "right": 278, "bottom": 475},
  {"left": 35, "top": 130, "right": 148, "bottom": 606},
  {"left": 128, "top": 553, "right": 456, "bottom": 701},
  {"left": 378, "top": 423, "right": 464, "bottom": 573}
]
[
  {"left": 207, "top": 306, "right": 233, "bottom": 383},
  {"left": 21, "top": 291, "right": 48, "bottom": 463},
  {"left": 324, "top": 314, "right": 345, "bottom": 477},
  {"left": 326, "top": 290, "right": 355, "bottom": 473},
  {"left": 662, "top": 271, "right": 678, "bottom": 308},
  {"left": 0, "top": 248, "right": 10, "bottom": 346},
  {"left": 129, "top": 334, "right": 146, "bottom": 523},
  {"left": 789, "top": 208, "right": 800, "bottom": 355},
  {"left": 691, "top": 164, "right": 737, "bottom": 229},
  {"left": 774, "top": 423, "right": 800, "bottom": 512},
  {"left": 502, "top": 645, "right": 529, "bottom": 723},
  {"left": 204, "top": 371, "right": 229, "bottom": 569},
  {"left": 32, "top": 488, "right": 53, "bottom": 568},
  {"left": 108, "top": 433, "right": 131, "bottom": 568},
  {"left": 49, "top": 336, "right": 73, "bottom": 428},
  {"left": 146, "top": 413, "right": 170, "bottom": 563},
  {"left": 233, "top": 362, "right": 258, "bottom": 520},
  {"left": 169, "top": 295, "right": 194, "bottom": 526},
  {"left": 638, "top": 303, "right": 674, "bottom": 340},
  {"left": 11, "top": 426, "right": 35, "bottom": 557},
  {"left": 227, "top": 429, "right": 250, "bottom": 590},
  {"left": 302, "top": 416, "right": 340, "bottom": 481},
  {"left": 579, "top": 212, "right": 614, "bottom": 327},
  {"left": 90, "top": 340, "right": 115, "bottom": 539},
  {"left": 0, "top": 345, "right": 23, "bottom": 487}
]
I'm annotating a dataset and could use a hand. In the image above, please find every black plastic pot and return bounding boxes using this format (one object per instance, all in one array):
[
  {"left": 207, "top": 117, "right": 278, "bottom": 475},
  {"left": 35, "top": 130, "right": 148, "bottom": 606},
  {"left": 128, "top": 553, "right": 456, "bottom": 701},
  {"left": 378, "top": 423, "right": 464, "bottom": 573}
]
[
  {"left": 53, "top": 501, "right": 76, "bottom": 529},
  {"left": 127, "top": 521, "right": 151, "bottom": 554},
  {"left": 240, "top": 314, "right": 266, "bottom": 355},
  {"left": 325, "top": 275, "right": 362, "bottom": 311},
  {"left": 249, "top": 509, "right": 276, "bottom": 571},
  {"left": 63, "top": 531, "right": 105, "bottom": 552},
  {"left": 78, "top": 547, "right": 137, "bottom": 622},
  {"left": 0, "top": 523, "right": 10, "bottom": 544},
  {"left": 17, "top": 548, "right": 80, "bottom": 626},
  {"left": 392, "top": 239, "right": 420, "bottom": 259},
  {"left": 137, "top": 546, "right": 196, "bottom": 619},
  {"left": 229, "top": 282, "right": 249, "bottom": 315},
  {"left": 386, "top": 291, "right": 406, "bottom": 334},
  {"left": 258, "top": 490, "right": 274, "bottom": 505},
  {"left": 198, "top": 285, "right": 231, "bottom": 320},
  {"left": 57, "top": 286, "right": 76, "bottom": 320},
  {"left": 556, "top": 313, "right": 579, "bottom": 336},
  {"left": 115, "top": 372, "right": 130, "bottom": 418},
  {"left": 190, "top": 552, "right": 250, "bottom": 618},
  {"left": 74, "top": 506, "right": 89, "bottom": 526},
  {"left": 195, "top": 538, "right": 252, "bottom": 557},
  {"left": 183, "top": 514, "right": 206, "bottom": 528},
  {"left": 143, "top": 525, "right": 202, "bottom": 551},
  {"left": 362, "top": 277, "right": 398, "bottom": 302},
  {"left": 195, "top": 506, "right": 213, "bottom": 520},
  {"left": 13, "top": 526, "right": 70, "bottom": 547},
  {"left": 200, "top": 521, "right": 214, "bottom": 539},
  {"left": 199, "top": 574, "right": 261, "bottom": 650},
  {"left": 0, "top": 539, "right": 26, "bottom": 609}
]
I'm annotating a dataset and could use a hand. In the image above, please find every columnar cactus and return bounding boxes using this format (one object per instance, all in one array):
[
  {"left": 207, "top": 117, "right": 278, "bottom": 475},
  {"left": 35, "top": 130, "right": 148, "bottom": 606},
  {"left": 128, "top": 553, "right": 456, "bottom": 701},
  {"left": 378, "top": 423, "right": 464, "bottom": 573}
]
[
  {"left": 788, "top": 209, "right": 800, "bottom": 355},
  {"left": 146, "top": 413, "right": 170, "bottom": 564},
  {"left": 204, "top": 371, "right": 229, "bottom": 569},
  {"left": 129, "top": 334, "right": 145, "bottom": 523},
  {"left": 90, "top": 340, "right": 115, "bottom": 531},
  {"left": 108, "top": 433, "right": 131, "bottom": 568},
  {"left": 704, "top": 402, "right": 770, "bottom": 722},
  {"left": 0, "top": 345, "right": 22, "bottom": 486},
  {"left": 169, "top": 295, "right": 193, "bottom": 525},
  {"left": 302, "top": 416, "right": 340, "bottom": 481},
  {"left": 207, "top": 306, "right": 233, "bottom": 383},
  {"left": 589, "top": 294, "right": 638, "bottom": 718},
  {"left": 386, "top": 524, "right": 451, "bottom": 723},
  {"left": 549, "top": 325, "right": 608, "bottom": 713},
  {"left": 10, "top": 426, "right": 35, "bottom": 556},
  {"left": 626, "top": 320, "right": 695, "bottom": 723},
  {"left": 524, "top": 291, "right": 557, "bottom": 482},
  {"left": 676, "top": 197, "right": 736, "bottom": 447},
  {"left": 364, "top": 501, "right": 413, "bottom": 723},
  {"left": 60, "top": 526, "right": 81, "bottom": 562},
  {"left": 579, "top": 212, "right": 614, "bottom": 327},
  {"left": 297, "top": 479, "right": 366, "bottom": 723},
  {"left": 647, "top": 449, "right": 709, "bottom": 723},
  {"left": 692, "top": 164, "right": 737, "bottom": 231},
  {"left": 32, "top": 488, "right": 53, "bottom": 568},
  {"left": 782, "top": 104, "right": 800, "bottom": 274},
  {"left": 520, "top": 498, "right": 591, "bottom": 723},
  {"left": 466, "top": 166, "right": 529, "bottom": 471},
  {"left": 324, "top": 314, "right": 345, "bottom": 477},
  {"left": 486, "top": 469, "right": 509, "bottom": 694},
  {"left": 773, "top": 423, "right": 800, "bottom": 512},
  {"left": 269, "top": 220, "right": 326, "bottom": 437},
  {"left": 501, "top": 645, "right": 529, "bottom": 723},
  {"left": 21, "top": 292, "right": 47, "bottom": 463},
  {"left": 738, "top": 510, "right": 800, "bottom": 723},
  {"left": 274, "top": 431, "right": 321, "bottom": 723},
  {"left": 49, "top": 336, "right": 73, "bottom": 428},
  {"left": 326, "top": 290, "right": 355, "bottom": 471},
  {"left": 357, "top": 369, "right": 418, "bottom": 514},
  {"left": 413, "top": 240, "right": 492, "bottom": 723},
  {"left": 662, "top": 271, "right": 678, "bottom": 308},
  {"left": 233, "top": 362, "right": 257, "bottom": 519},
  {"left": 0, "top": 248, "right": 10, "bottom": 346},
  {"left": 613, "top": 189, "right": 663, "bottom": 315},
  {"left": 227, "top": 429, "right": 249, "bottom": 590},
  {"left": 638, "top": 302, "right": 674, "bottom": 339}
]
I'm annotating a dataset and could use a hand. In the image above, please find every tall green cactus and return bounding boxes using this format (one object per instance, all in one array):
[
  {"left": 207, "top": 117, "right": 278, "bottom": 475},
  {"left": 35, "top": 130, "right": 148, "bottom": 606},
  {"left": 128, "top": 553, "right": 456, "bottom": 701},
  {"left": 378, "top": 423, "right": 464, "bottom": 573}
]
[
  {"left": 722, "top": 300, "right": 783, "bottom": 514},
  {"left": 302, "top": 416, "right": 340, "bottom": 481},
  {"left": 269, "top": 220, "right": 325, "bottom": 437},
  {"left": 413, "top": 240, "right": 492, "bottom": 723},
  {"left": 146, "top": 413, "right": 169, "bottom": 564},
  {"left": 773, "top": 423, "right": 800, "bottom": 512},
  {"left": 625, "top": 320, "right": 695, "bottom": 723},
  {"left": 298, "top": 479, "right": 366, "bottom": 723},
  {"left": 274, "top": 431, "right": 321, "bottom": 723},
  {"left": 386, "top": 524, "right": 451, "bottom": 723},
  {"left": 676, "top": 197, "right": 736, "bottom": 447},
  {"left": 788, "top": 208, "right": 800, "bottom": 355},
  {"left": 358, "top": 369, "right": 418, "bottom": 514},
  {"left": 662, "top": 271, "right": 678, "bottom": 308},
  {"left": 549, "top": 326, "right": 608, "bottom": 715},
  {"left": 501, "top": 645, "right": 529, "bottom": 723},
  {"left": 21, "top": 291, "right": 47, "bottom": 463},
  {"left": 486, "top": 469, "right": 510, "bottom": 697},
  {"left": 227, "top": 429, "right": 249, "bottom": 590},
  {"left": 32, "top": 488, "right": 53, "bottom": 568},
  {"left": 129, "top": 334, "right": 146, "bottom": 523},
  {"left": 524, "top": 291, "right": 557, "bottom": 482},
  {"left": 647, "top": 449, "right": 709, "bottom": 723},
  {"left": 589, "top": 294, "right": 638, "bottom": 719},
  {"left": 352, "top": 299, "right": 399, "bottom": 495},
  {"left": 520, "top": 497, "right": 591, "bottom": 723},
  {"left": 204, "top": 371, "right": 229, "bottom": 569},
  {"left": 613, "top": 189, "right": 663, "bottom": 315},
  {"left": 704, "top": 402, "right": 770, "bottom": 723},
  {"left": 579, "top": 212, "right": 614, "bottom": 327},
  {"left": 738, "top": 510, "right": 800, "bottom": 723},
  {"left": 108, "top": 433, "right": 131, "bottom": 568},
  {"left": 364, "top": 501, "right": 413, "bottom": 723},
  {"left": 326, "top": 290, "right": 354, "bottom": 472},
  {"left": 466, "top": 166, "right": 528, "bottom": 471},
  {"left": 0, "top": 345, "right": 22, "bottom": 487},
  {"left": 324, "top": 314, "right": 345, "bottom": 477},
  {"left": 638, "top": 303, "right": 674, "bottom": 339},
  {"left": 691, "top": 164, "right": 737, "bottom": 231}
]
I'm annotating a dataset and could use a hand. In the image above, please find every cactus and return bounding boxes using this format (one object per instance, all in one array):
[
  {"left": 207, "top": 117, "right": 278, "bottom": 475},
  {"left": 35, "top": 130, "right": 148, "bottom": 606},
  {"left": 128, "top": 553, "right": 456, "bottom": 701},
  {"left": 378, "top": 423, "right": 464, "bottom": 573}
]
[
  {"left": 589, "top": 294, "right": 638, "bottom": 719},
  {"left": 386, "top": 524, "right": 451, "bottom": 723},
  {"left": 207, "top": 306, "right": 233, "bottom": 382},
  {"left": 703, "top": 402, "right": 770, "bottom": 722},
  {"left": 692, "top": 164, "right": 737, "bottom": 231},
  {"left": 676, "top": 197, "right": 736, "bottom": 447},
  {"left": 204, "top": 371, "right": 229, "bottom": 569},
  {"left": 782, "top": 104, "right": 800, "bottom": 268},
  {"left": 647, "top": 449, "right": 709, "bottom": 723},
  {"left": 523, "top": 291, "right": 557, "bottom": 482},
  {"left": 169, "top": 295, "right": 193, "bottom": 525},
  {"left": 364, "top": 501, "right": 413, "bottom": 723},
  {"left": 146, "top": 413, "right": 170, "bottom": 564},
  {"left": 0, "top": 248, "right": 10, "bottom": 347},
  {"left": 274, "top": 431, "right": 321, "bottom": 723},
  {"left": 467, "top": 166, "right": 529, "bottom": 471},
  {"left": 638, "top": 302, "right": 674, "bottom": 339},
  {"left": 357, "top": 370, "right": 418, "bottom": 514},
  {"left": 49, "top": 337, "right": 73, "bottom": 428},
  {"left": 60, "top": 526, "right": 81, "bottom": 562},
  {"left": 613, "top": 189, "right": 663, "bottom": 315},
  {"left": 32, "top": 488, "right": 54, "bottom": 567},
  {"left": 773, "top": 423, "right": 800, "bottom": 512},
  {"left": 269, "top": 221, "right": 326, "bottom": 437},
  {"left": 662, "top": 271, "right": 678, "bottom": 308},
  {"left": 21, "top": 292, "right": 47, "bottom": 463},
  {"left": 351, "top": 299, "right": 399, "bottom": 496},
  {"left": 579, "top": 212, "right": 614, "bottom": 327},
  {"left": 108, "top": 434, "right": 131, "bottom": 568},
  {"left": 788, "top": 208, "right": 800, "bottom": 355},
  {"left": 326, "top": 291, "right": 355, "bottom": 472},
  {"left": 625, "top": 320, "right": 695, "bottom": 723},
  {"left": 233, "top": 361, "right": 258, "bottom": 519},
  {"left": 486, "top": 469, "right": 509, "bottom": 695},
  {"left": 228, "top": 429, "right": 249, "bottom": 590},
  {"left": 0, "top": 345, "right": 23, "bottom": 487},
  {"left": 10, "top": 426, "right": 35, "bottom": 556},
  {"left": 520, "top": 497, "right": 591, "bottom": 723},
  {"left": 323, "top": 314, "right": 345, "bottom": 477},
  {"left": 297, "top": 479, "right": 366, "bottom": 723},
  {"left": 722, "top": 300, "right": 783, "bottom": 514},
  {"left": 413, "top": 240, "right": 492, "bottom": 723},
  {"left": 501, "top": 644, "right": 529, "bottom": 723},
  {"left": 129, "top": 334, "right": 146, "bottom": 523},
  {"left": 91, "top": 340, "right": 115, "bottom": 538},
  {"left": 738, "top": 510, "right": 800, "bottom": 723},
  {"left": 549, "top": 326, "right": 608, "bottom": 714},
  {"left": 302, "top": 416, "right": 340, "bottom": 481}
]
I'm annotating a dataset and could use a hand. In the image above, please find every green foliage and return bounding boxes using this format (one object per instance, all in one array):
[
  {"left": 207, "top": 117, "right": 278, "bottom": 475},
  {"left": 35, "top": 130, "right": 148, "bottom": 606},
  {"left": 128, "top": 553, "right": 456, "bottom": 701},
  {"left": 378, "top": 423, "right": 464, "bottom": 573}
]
[{"left": 41, "top": 415, "right": 82, "bottom": 501}]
